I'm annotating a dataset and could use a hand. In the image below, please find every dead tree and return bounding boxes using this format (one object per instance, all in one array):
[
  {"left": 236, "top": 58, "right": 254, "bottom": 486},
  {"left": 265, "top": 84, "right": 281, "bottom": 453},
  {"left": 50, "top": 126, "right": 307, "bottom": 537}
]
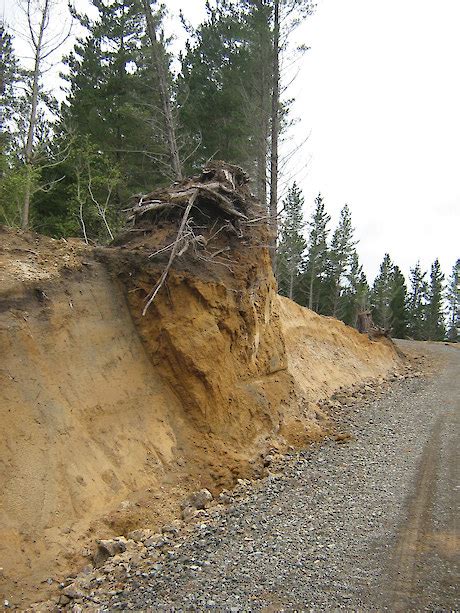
[
  {"left": 141, "top": 0, "right": 182, "bottom": 181},
  {"left": 18, "top": 0, "right": 72, "bottom": 229}
]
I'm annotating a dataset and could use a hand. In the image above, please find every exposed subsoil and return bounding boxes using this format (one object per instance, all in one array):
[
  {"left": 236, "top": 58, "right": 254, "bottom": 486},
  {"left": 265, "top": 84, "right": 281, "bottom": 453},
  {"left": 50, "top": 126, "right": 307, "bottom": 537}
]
[
  {"left": 51, "top": 341, "right": 458, "bottom": 612},
  {"left": 0, "top": 167, "right": 407, "bottom": 609}
]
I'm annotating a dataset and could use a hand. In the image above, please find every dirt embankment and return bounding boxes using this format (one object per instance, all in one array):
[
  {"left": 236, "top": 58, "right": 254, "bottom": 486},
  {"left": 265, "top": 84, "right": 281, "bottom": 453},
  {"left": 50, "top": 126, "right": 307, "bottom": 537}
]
[{"left": 0, "top": 167, "right": 403, "bottom": 607}]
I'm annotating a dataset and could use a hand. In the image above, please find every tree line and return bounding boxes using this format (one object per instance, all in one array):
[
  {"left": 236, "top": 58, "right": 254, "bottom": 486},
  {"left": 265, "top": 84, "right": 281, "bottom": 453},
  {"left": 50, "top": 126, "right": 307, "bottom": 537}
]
[
  {"left": 0, "top": 0, "right": 313, "bottom": 241},
  {"left": 277, "top": 183, "right": 460, "bottom": 342},
  {"left": 1, "top": 0, "right": 458, "bottom": 342}
]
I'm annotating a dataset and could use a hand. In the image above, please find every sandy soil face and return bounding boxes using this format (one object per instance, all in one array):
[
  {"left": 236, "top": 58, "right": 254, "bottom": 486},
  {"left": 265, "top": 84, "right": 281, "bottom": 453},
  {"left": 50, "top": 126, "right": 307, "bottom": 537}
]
[{"left": 0, "top": 225, "right": 402, "bottom": 607}]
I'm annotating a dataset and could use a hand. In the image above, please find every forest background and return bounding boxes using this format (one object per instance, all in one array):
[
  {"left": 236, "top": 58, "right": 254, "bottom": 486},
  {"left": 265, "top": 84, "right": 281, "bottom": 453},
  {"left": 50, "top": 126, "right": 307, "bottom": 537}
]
[{"left": 0, "top": 0, "right": 458, "bottom": 340}]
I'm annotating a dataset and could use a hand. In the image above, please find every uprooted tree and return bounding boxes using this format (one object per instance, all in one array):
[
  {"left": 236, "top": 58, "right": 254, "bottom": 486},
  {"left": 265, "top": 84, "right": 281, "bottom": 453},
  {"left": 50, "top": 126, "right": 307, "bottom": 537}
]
[{"left": 124, "top": 161, "right": 270, "bottom": 315}]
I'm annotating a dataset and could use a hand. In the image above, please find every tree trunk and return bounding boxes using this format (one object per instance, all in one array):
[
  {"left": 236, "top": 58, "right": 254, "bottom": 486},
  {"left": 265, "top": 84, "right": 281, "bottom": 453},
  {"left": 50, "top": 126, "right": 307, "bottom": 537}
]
[
  {"left": 357, "top": 311, "right": 374, "bottom": 335},
  {"left": 332, "top": 283, "right": 339, "bottom": 318},
  {"left": 289, "top": 268, "right": 294, "bottom": 300},
  {"left": 269, "top": 0, "right": 280, "bottom": 268},
  {"left": 22, "top": 164, "right": 32, "bottom": 230},
  {"left": 308, "top": 261, "right": 316, "bottom": 310},
  {"left": 252, "top": 1, "right": 269, "bottom": 205},
  {"left": 142, "top": 0, "right": 182, "bottom": 181},
  {"left": 22, "top": 0, "right": 48, "bottom": 230},
  {"left": 256, "top": 133, "right": 267, "bottom": 205}
]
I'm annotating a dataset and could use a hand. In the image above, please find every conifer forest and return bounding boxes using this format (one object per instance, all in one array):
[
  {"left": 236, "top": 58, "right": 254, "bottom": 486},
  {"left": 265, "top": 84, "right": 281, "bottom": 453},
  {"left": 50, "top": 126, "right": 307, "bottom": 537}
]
[{"left": 0, "top": 0, "right": 458, "bottom": 341}]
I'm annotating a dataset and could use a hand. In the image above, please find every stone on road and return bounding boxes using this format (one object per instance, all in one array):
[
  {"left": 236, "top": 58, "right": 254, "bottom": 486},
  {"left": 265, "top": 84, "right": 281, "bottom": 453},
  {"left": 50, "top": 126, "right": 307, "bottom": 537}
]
[{"left": 98, "top": 341, "right": 459, "bottom": 611}]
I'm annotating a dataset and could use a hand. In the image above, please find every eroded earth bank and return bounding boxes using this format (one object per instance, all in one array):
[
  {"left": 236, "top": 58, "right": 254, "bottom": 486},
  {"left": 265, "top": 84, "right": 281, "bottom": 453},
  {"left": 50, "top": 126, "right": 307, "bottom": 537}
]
[
  {"left": 57, "top": 341, "right": 457, "bottom": 612},
  {"left": 1, "top": 165, "right": 409, "bottom": 608}
]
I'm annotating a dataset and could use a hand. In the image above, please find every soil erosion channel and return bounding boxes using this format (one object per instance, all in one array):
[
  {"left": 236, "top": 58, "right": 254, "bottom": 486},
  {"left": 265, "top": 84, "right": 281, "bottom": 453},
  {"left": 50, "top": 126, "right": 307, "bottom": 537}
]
[{"left": 82, "top": 341, "right": 459, "bottom": 611}]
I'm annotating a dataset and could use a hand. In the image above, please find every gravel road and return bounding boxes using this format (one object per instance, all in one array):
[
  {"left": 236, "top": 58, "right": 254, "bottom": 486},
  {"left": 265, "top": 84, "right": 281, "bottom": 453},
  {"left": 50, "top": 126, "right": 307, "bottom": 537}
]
[{"left": 97, "top": 341, "right": 459, "bottom": 612}]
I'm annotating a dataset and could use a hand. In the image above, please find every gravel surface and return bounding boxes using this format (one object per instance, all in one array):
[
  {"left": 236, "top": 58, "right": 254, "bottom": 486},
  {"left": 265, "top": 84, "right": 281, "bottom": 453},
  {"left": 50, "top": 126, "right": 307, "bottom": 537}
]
[{"left": 78, "top": 342, "right": 460, "bottom": 611}]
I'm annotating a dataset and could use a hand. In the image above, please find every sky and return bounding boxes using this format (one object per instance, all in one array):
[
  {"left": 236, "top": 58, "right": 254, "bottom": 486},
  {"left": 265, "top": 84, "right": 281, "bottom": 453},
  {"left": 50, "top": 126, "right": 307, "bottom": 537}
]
[{"left": 1, "top": 0, "right": 459, "bottom": 283}]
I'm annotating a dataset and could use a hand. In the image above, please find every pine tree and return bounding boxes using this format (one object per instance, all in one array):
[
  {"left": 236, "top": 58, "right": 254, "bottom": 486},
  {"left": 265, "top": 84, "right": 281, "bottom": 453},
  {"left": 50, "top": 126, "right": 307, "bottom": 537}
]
[
  {"left": 178, "top": 0, "right": 314, "bottom": 223},
  {"left": 323, "top": 204, "right": 356, "bottom": 317},
  {"left": 446, "top": 258, "right": 460, "bottom": 341},
  {"left": 342, "top": 251, "right": 369, "bottom": 327},
  {"left": 267, "top": 0, "right": 315, "bottom": 261},
  {"left": 0, "top": 23, "right": 27, "bottom": 226},
  {"left": 425, "top": 258, "right": 445, "bottom": 340},
  {"left": 62, "top": 0, "right": 165, "bottom": 195},
  {"left": 178, "top": 1, "right": 270, "bottom": 181},
  {"left": 390, "top": 265, "right": 408, "bottom": 338},
  {"left": 407, "top": 262, "right": 428, "bottom": 340},
  {"left": 303, "top": 193, "right": 330, "bottom": 311},
  {"left": 276, "top": 182, "right": 306, "bottom": 300},
  {"left": 371, "top": 253, "right": 394, "bottom": 330},
  {"left": 0, "top": 22, "right": 20, "bottom": 151}
]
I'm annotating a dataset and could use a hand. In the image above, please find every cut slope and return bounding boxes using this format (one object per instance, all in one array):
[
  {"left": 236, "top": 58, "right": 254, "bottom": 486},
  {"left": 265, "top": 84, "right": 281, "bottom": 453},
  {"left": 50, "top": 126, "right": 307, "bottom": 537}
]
[
  {"left": 0, "top": 220, "right": 403, "bottom": 607},
  {"left": 279, "top": 296, "right": 401, "bottom": 400}
]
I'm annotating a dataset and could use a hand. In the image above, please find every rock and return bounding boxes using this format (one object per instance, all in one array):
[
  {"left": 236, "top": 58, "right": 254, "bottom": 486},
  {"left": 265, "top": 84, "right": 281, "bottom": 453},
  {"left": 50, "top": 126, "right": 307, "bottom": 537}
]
[
  {"left": 333, "top": 432, "right": 353, "bottom": 443},
  {"left": 144, "top": 535, "right": 169, "bottom": 548},
  {"left": 59, "top": 594, "right": 71, "bottom": 606},
  {"left": 182, "top": 506, "right": 198, "bottom": 522},
  {"left": 218, "top": 490, "right": 233, "bottom": 504},
  {"left": 62, "top": 583, "right": 85, "bottom": 599},
  {"left": 94, "top": 539, "right": 127, "bottom": 566},
  {"left": 126, "top": 529, "right": 155, "bottom": 542},
  {"left": 236, "top": 478, "right": 251, "bottom": 486},
  {"left": 161, "top": 520, "right": 182, "bottom": 535},
  {"left": 182, "top": 488, "right": 213, "bottom": 511},
  {"left": 263, "top": 454, "right": 274, "bottom": 467}
]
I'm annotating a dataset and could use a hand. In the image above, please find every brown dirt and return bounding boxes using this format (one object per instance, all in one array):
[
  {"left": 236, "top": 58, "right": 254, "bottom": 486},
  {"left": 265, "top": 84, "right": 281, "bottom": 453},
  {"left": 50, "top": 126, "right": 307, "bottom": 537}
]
[{"left": 0, "top": 222, "right": 402, "bottom": 608}]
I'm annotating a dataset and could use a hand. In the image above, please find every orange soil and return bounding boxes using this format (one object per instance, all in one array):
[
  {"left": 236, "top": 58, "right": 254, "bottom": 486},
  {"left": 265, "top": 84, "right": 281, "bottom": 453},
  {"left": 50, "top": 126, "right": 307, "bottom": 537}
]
[{"left": 0, "top": 226, "right": 402, "bottom": 607}]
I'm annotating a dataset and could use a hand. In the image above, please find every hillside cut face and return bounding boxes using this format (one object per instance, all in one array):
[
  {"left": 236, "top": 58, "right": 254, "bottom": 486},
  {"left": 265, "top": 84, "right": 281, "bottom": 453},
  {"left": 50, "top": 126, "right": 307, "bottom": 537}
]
[{"left": 0, "top": 163, "right": 402, "bottom": 608}]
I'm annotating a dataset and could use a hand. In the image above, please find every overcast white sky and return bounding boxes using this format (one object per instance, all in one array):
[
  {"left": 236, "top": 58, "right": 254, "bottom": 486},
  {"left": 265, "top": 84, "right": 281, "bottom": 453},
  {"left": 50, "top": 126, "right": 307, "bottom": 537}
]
[{"left": 2, "top": 0, "right": 459, "bottom": 282}]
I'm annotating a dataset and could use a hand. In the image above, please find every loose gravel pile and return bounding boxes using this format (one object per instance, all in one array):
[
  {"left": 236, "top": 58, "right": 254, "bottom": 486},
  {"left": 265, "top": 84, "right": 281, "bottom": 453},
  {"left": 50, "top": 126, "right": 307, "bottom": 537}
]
[{"left": 42, "top": 342, "right": 459, "bottom": 612}]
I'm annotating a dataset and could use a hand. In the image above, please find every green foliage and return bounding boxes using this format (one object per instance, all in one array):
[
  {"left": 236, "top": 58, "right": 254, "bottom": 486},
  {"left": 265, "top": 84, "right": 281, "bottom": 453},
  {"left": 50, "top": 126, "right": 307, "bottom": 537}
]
[
  {"left": 406, "top": 261, "right": 428, "bottom": 340},
  {"left": 323, "top": 204, "right": 356, "bottom": 317},
  {"left": 371, "top": 256, "right": 408, "bottom": 337},
  {"left": 390, "top": 265, "right": 408, "bottom": 338},
  {"left": 302, "top": 192, "right": 330, "bottom": 311},
  {"left": 371, "top": 253, "right": 394, "bottom": 330},
  {"left": 33, "top": 136, "right": 123, "bottom": 242},
  {"left": 178, "top": 0, "right": 272, "bottom": 182},
  {"left": 425, "top": 258, "right": 445, "bottom": 341},
  {"left": 62, "top": 0, "right": 168, "bottom": 197},
  {"left": 0, "top": 162, "right": 39, "bottom": 226},
  {"left": 447, "top": 258, "right": 460, "bottom": 341},
  {"left": 0, "top": 22, "right": 21, "bottom": 154},
  {"left": 342, "top": 251, "right": 369, "bottom": 327},
  {"left": 277, "top": 182, "right": 306, "bottom": 300}
]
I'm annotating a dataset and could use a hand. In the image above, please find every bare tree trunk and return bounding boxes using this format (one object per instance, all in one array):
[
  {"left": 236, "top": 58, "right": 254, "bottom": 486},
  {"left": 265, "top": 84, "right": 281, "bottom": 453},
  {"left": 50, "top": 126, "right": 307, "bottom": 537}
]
[
  {"left": 332, "top": 282, "right": 339, "bottom": 318},
  {"left": 308, "top": 262, "right": 315, "bottom": 310},
  {"left": 269, "top": 0, "right": 280, "bottom": 269},
  {"left": 142, "top": 0, "right": 182, "bottom": 181},
  {"left": 256, "top": 134, "right": 267, "bottom": 205},
  {"left": 22, "top": 165, "right": 32, "bottom": 230},
  {"left": 357, "top": 311, "right": 374, "bottom": 335},
  {"left": 22, "top": 0, "right": 48, "bottom": 230},
  {"left": 288, "top": 268, "right": 294, "bottom": 300}
]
